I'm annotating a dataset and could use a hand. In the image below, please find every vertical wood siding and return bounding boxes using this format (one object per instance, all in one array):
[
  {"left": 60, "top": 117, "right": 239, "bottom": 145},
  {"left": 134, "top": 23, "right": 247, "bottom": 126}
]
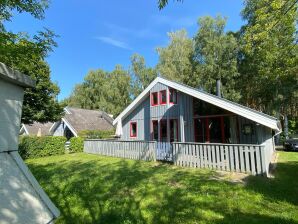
[
  {"left": 172, "top": 142, "right": 270, "bottom": 176},
  {"left": 120, "top": 81, "right": 272, "bottom": 146},
  {"left": 84, "top": 140, "right": 272, "bottom": 176},
  {"left": 84, "top": 139, "right": 156, "bottom": 161},
  {"left": 0, "top": 79, "right": 24, "bottom": 152}
]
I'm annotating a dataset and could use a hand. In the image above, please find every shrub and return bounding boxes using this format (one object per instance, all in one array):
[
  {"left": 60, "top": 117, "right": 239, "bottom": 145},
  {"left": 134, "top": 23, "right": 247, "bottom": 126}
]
[
  {"left": 19, "top": 136, "right": 67, "bottom": 159},
  {"left": 69, "top": 137, "right": 84, "bottom": 153},
  {"left": 78, "top": 129, "right": 115, "bottom": 139}
]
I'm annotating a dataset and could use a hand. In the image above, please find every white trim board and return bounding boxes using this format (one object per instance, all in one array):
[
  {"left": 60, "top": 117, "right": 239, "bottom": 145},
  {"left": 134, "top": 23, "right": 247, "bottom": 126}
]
[
  {"left": 113, "top": 77, "right": 280, "bottom": 131},
  {"left": 62, "top": 118, "right": 78, "bottom": 137},
  {"left": 20, "top": 124, "right": 29, "bottom": 135},
  {"left": 10, "top": 151, "right": 60, "bottom": 218}
]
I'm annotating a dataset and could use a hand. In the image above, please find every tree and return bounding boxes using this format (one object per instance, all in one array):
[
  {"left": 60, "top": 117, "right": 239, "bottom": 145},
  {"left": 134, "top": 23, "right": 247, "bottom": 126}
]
[
  {"left": 239, "top": 0, "right": 297, "bottom": 118},
  {"left": 193, "top": 16, "right": 240, "bottom": 101},
  {"left": 157, "top": 29, "right": 198, "bottom": 86},
  {"left": 158, "top": 0, "right": 182, "bottom": 9},
  {"left": 130, "top": 53, "right": 157, "bottom": 98},
  {"left": 68, "top": 66, "right": 131, "bottom": 116},
  {"left": 0, "top": 0, "right": 63, "bottom": 123}
]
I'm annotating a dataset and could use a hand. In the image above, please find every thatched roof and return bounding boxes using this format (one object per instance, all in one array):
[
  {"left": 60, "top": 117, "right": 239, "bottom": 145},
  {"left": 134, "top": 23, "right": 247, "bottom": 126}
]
[
  {"left": 22, "top": 107, "right": 114, "bottom": 136},
  {"left": 63, "top": 107, "right": 114, "bottom": 135},
  {"left": 22, "top": 122, "right": 54, "bottom": 136}
]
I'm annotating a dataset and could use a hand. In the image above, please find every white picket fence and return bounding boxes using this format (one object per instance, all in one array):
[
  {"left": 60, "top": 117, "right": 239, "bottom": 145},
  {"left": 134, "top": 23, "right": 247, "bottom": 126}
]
[
  {"left": 156, "top": 142, "right": 173, "bottom": 161},
  {"left": 172, "top": 142, "right": 270, "bottom": 176},
  {"left": 84, "top": 139, "right": 156, "bottom": 161},
  {"left": 84, "top": 140, "right": 272, "bottom": 176}
]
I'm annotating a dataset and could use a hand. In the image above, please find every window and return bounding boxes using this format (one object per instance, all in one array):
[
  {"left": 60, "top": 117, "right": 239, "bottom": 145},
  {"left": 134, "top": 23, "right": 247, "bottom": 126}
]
[
  {"left": 159, "top": 90, "right": 167, "bottom": 105},
  {"left": 169, "top": 89, "right": 177, "bottom": 104},
  {"left": 194, "top": 116, "right": 232, "bottom": 143},
  {"left": 160, "top": 119, "right": 167, "bottom": 142},
  {"left": 130, "top": 122, "right": 137, "bottom": 137},
  {"left": 152, "top": 120, "right": 158, "bottom": 140},
  {"left": 151, "top": 92, "right": 158, "bottom": 106},
  {"left": 170, "top": 119, "right": 178, "bottom": 142}
]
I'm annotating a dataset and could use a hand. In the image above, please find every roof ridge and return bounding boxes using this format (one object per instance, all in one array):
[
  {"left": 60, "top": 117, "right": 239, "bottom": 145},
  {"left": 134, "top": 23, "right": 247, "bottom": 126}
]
[{"left": 158, "top": 77, "right": 277, "bottom": 120}]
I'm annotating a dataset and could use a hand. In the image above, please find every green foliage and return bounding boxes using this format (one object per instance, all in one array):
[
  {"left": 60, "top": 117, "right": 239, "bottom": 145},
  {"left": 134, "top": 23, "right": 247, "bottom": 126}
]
[
  {"left": 67, "top": 65, "right": 131, "bottom": 116},
  {"left": 130, "top": 53, "right": 157, "bottom": 98},
  {"left": 239, "top": 0, "right": 298, "bottom": 117},
  {"left": 0, "top": 0, "right": 48, "bottom": 30},
  {"left": 19, "top": 136, "right": 66, "bottom": 159},
  {"left": 158, "top": 0, "right": 182, "bottom": 9},
  {"left": 0, "top": 1, "right": 63, "bottom": 124},
  {"left": 157, "top": 29, "right": 198, "bottom": 86},
  {"left": 78, "top": 130, "right": 115, "bottom": 139},
  {"left": 194, "top": 16, "right": 240, "bottom": 101},
  {"left": 69, "top": 137, "right": 84, "bottom": 153},
  {"left": 26, "top": 152, "right": 298, "bottom": 223}
]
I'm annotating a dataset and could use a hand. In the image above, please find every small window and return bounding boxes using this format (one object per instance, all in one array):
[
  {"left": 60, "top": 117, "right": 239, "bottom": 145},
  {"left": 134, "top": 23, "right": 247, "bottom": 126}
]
[
  {"left": 169, "top": 89, "right": 177, "bottom": 104},
  {"left": 152, "top": 120, "right": 158, "bottom": 140},
  {"left": 130, "top": 122, "right": 137, "bottom": 137},
  {"left": 160, "top": 90, "right": 167, "bottom": 105},
  {"left": 151, "top": 92, "right": 158, "bottom": 106},
  {"left": 160, "top": 119, "right": 167, "bottom": 142}
]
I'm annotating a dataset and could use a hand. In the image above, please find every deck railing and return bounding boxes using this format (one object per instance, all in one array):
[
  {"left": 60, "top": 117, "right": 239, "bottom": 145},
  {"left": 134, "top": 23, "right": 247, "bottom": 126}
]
[
  {"left": 84, "top": 140, "right": 272, "bottom": 176},
  {"left": 172, "top": 142, "right": 270, "bottom": 176},
  {"left": 84, "top": 139, "right": 156, "bottom": 161}
]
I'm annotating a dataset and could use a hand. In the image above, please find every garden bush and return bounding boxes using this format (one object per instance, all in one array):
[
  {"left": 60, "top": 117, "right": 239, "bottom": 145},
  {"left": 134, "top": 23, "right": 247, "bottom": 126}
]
[
  {"left": 19, "top": 136, "right": 67, "bottom": 159},
  {"left": 69, "top": 137, "right": 84, "bottom": 153}
]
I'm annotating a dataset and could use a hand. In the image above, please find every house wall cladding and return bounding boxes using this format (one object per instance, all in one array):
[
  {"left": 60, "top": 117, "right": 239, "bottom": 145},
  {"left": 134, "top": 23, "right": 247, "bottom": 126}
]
[
  {"left": 121, "top": 82, "right": 194, "bottom": 141},
  {"left": 121, "top": 81, "right": 272, "bottom": 145},
  {"left": 53, "top": 122, "right": 65, "bottom": 136},
  {"left": 0, "top": 79, "right": 24, "bottom": 152}
]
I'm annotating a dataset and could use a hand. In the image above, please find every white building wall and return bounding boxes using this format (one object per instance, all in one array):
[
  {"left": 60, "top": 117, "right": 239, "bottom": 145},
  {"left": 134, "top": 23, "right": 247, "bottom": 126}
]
[
  {"left": 0, "top": 71, "right": 60, "bottom": 223},
  {"left": 0, "top": 153, "right": 53, "bottom": 224},
  {"left": 0, "top": 79, "right": 24, "bottom": 152}
]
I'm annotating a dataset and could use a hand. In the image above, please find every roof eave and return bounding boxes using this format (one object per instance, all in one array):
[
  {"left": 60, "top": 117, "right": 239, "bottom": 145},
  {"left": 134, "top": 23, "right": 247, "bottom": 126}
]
[
  {"left": 113, "top": 77, "right": 280, "bottom": 131},
  {"left": 0, "top": 62, "right": 36, "bottom": 88}
]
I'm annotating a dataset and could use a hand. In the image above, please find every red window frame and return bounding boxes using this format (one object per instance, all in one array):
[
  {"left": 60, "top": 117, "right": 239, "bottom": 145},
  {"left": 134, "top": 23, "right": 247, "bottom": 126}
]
[
  {"left": 159, "top": 90, "right": 167, "bottom": 105},
  {"left": 151, "top": 92, "right": 158, "bottom": 106},
  {"left": 169, "top": 88, "right": 177, "bottom": 104},
  {"left": 130, "top": 122, "right": 137, "bottom": 138}
]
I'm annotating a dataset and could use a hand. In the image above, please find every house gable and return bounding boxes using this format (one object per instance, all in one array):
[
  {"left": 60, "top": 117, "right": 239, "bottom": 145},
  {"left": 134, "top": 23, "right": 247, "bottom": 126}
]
[{"left": 114, "top": 77, "right": 280, "bottom": 132}]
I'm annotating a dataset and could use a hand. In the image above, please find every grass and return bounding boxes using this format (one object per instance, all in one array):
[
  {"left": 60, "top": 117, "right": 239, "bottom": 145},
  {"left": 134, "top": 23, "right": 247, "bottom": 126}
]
[{"left": 26, "top": 152, "right": 298, "bottom": 224}]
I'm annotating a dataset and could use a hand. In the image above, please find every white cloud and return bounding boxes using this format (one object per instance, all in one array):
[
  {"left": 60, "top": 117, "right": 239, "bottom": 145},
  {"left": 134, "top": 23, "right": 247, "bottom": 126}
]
[{"left": 95, "top": 36, "right": 132, "bottom": 50}]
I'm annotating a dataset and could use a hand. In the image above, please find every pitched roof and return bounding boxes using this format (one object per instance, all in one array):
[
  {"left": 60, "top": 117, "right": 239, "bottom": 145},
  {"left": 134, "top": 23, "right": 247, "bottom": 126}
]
[
  {"left": 62, "top": 107, "right": 114, "bottom": 135},
  {"left": 113, "top": 77, "right": 281, "bottom": 131},
  {"left": 22, "top": 122, "right": 54, "bottom": 136}
]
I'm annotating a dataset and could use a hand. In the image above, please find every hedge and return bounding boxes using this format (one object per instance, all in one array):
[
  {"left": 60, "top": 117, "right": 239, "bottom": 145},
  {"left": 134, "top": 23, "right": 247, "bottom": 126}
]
[
  {"left": 69, "top": 137, "right": 84, "bottom": 153},
  {"left": 19, "top": 136, "right": 67, "bottom": 159},
  {"left": 78, "top": 129, "right": 115, "bottom": 139}
]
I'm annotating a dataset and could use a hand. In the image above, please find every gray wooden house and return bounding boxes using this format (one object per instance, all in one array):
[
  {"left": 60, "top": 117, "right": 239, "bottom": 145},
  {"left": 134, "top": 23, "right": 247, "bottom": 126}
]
[{"left": 113, "top": 77, "right": 281, "bottom": 165}]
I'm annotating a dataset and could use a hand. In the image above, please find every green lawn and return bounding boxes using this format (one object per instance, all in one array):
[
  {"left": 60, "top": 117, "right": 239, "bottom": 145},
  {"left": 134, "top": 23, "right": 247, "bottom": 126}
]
[{"left": 26, "top": 152, "right": 298, "bottom": 224}]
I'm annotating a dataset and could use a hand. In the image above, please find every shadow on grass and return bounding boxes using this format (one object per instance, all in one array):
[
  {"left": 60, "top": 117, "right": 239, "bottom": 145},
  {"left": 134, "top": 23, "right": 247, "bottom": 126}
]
[
  {"left": 245, "top": 160, "right": 298, "bottom": 206},
  {"left": 27, "top": 153, "right": 298, "bottom": 224}
]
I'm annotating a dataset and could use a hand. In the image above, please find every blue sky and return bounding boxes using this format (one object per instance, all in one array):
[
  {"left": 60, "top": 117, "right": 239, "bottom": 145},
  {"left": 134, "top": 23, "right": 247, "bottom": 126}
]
[{"left": 5, "top": 0, "right": 245, "bottom": 100}]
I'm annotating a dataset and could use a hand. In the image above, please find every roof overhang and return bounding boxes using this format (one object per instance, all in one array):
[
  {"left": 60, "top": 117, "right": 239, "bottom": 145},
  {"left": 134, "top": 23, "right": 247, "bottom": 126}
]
[
  {"left": 0, "top": 62, "right": 35, "bottom": 88},
  {"left": 20, "top": 124, "right": 29, "bottom": 135},
  {"left": 113, "top": 77, "right": 280, "bottom": 131},
  {"left": 62, "top": 118, "right": 78, "bottom": 137}
]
